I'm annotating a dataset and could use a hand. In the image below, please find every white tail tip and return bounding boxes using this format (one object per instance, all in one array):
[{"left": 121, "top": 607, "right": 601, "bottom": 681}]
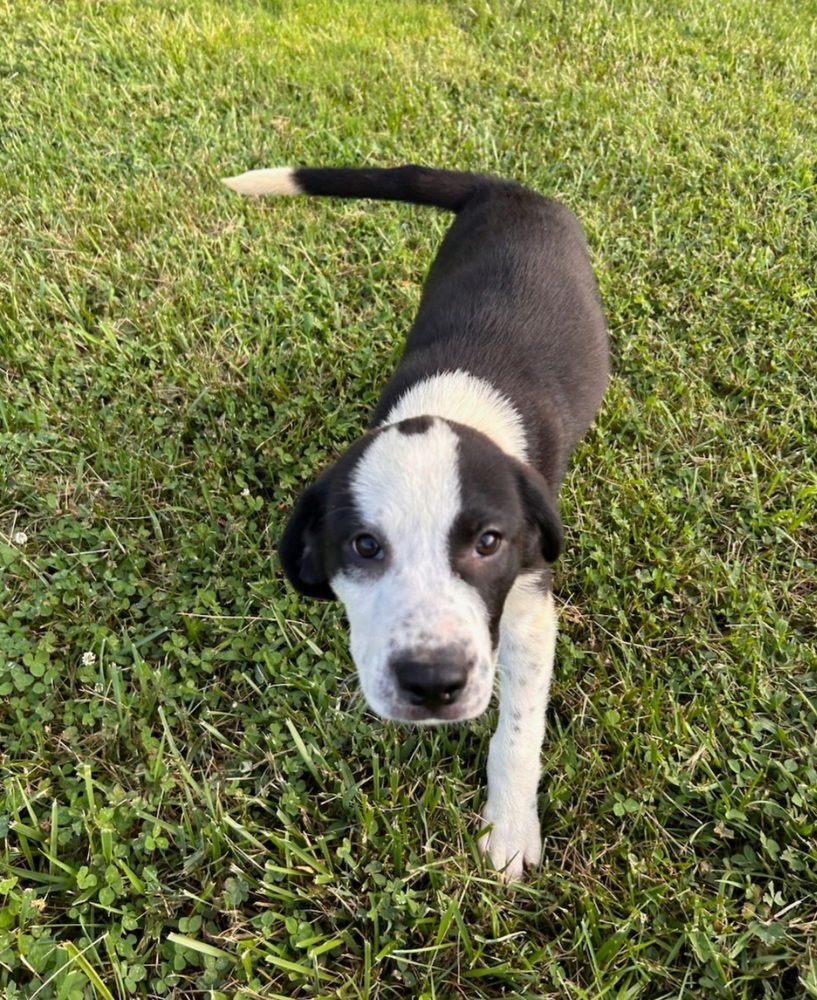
[{"left": 221, "top": 166, "right": 302, "bottom": 197}]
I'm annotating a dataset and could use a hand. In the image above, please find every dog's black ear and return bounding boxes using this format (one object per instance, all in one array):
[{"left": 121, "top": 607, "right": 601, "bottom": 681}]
[
  {"left": 515, "top": 464, "right": 564, "bottom": 564},
  {"left": 278, "top": 478, "right": 336, "bottom": 600}
]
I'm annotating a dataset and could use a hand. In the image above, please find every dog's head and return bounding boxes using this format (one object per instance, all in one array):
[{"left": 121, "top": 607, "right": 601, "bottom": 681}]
[{"left": 279, "top": 416, "right": 561, "bottom": 723}]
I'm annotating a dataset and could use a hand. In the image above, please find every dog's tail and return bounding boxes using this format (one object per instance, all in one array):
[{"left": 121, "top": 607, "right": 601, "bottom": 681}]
[{"left": 221, "top": 164, "right": 508, "bottom": 213}]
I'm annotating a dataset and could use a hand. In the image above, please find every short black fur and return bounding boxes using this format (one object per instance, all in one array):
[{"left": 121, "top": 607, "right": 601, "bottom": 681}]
[{"left": 370, "top": 182, "right": 609, "bottom": 488}]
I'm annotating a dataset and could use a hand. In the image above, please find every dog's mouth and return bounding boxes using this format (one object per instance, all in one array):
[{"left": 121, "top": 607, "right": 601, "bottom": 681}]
[{"left": 380, "top": 695, "right": 491, "bottom": 725}]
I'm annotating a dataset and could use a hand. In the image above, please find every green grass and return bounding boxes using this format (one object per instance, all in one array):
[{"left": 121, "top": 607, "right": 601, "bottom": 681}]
[{"left": 1, "top": 0, "right": 816, "bottom": 996}]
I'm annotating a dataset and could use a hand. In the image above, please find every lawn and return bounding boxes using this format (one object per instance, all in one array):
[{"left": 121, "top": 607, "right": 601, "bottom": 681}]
[{"left": 1, "top": 0, "right": 816, "bottom": 996}]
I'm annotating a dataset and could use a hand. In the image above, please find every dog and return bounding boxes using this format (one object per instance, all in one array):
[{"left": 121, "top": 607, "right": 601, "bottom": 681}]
[{"left": 222, "top": 165, "right": 609, "bottom": 879}]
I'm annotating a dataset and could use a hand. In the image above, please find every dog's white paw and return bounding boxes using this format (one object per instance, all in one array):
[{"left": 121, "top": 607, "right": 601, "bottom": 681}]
[{"left": 478, "top": 798, "right": 542, "bottom": 881}]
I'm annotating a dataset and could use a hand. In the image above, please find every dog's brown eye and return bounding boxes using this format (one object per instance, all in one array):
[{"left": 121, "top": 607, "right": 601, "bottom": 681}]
[
  {"left": 475, "top": 531, "right": 502, "bottom": 556},
  {"left": 353, "top": 533, "right": 382, "bottom": 559}
]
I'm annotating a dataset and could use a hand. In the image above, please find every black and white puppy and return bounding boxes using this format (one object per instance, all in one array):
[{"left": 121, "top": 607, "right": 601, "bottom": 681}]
[{"left": 223, "top": 165, "right": 609, "bottom": 879}]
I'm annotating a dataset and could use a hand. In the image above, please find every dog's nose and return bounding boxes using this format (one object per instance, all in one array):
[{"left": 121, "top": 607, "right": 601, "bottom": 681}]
[{"left": 392, "top": 656, "right": 469, "bottom": 709}]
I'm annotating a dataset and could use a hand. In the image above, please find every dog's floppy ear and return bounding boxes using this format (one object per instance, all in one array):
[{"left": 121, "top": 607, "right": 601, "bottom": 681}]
[
  {"left": 515, "top": 463, "right": 564, "bottom": 564},
  {"left": 278, "top": 477, "right": 336, "bottom": 600}
]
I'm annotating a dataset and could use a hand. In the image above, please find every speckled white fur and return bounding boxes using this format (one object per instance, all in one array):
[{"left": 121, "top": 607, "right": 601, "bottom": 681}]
[{"left": 479, "top": 576, "right": 557, "bottom": 880}]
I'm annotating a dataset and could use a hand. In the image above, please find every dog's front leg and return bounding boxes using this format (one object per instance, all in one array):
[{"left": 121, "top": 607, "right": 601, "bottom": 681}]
[{"left": 479, "top": 573, "right": 557, "bottom": 880}]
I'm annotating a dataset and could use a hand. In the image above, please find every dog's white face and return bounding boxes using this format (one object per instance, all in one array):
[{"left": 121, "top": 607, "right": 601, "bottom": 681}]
[
  {"left": 279, "top": 415, "right": 562, "bottom": 724},
  {"left": 331, "top": 419, "right": 495, "bottom": 722}
]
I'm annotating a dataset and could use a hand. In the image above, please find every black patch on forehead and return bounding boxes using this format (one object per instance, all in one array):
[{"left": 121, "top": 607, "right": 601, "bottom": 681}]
[
  {"left": 311, "top": 428, "right": 391, "bottom": 581},
  {"left": 446, "top": 422, "right": 527, "bottom": 643},
  {"left": 453, "top": 426, "right": 521, "bottom": 510},
  {"left": 395, "top": 415, "right": 434, "bottom": 435}
]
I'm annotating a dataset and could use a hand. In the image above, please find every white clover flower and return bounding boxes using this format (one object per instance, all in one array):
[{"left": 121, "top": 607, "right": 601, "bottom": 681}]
[
  {"left": 13, "top": 531, "right": 28, "bottom": 545},
  {"left": 241, "top": 487, "right": 250, "bottom": 497},
  {"left": 81, "top": 651, "right": 97, "bottom": 666}
]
